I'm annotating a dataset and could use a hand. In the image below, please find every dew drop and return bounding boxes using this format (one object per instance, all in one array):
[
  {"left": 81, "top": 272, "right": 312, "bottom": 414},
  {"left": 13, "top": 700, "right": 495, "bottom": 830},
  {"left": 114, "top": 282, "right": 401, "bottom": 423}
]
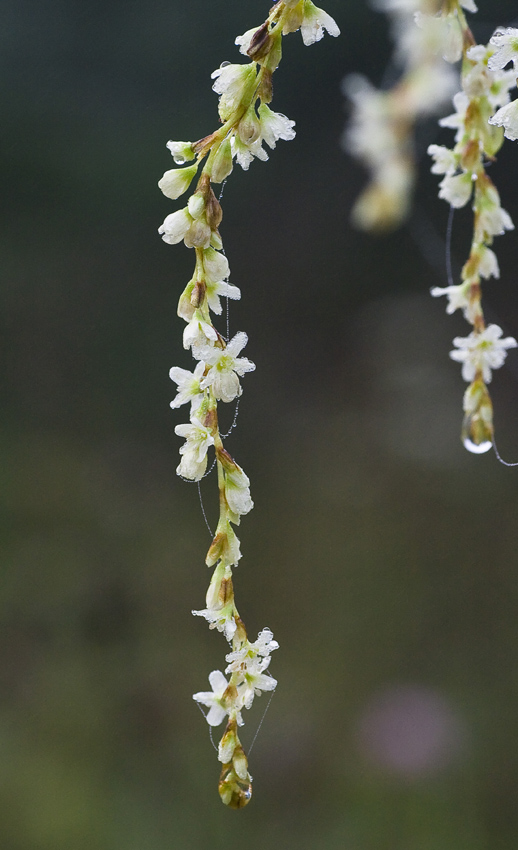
[
  {"left": 463, "top": 436, "right": 492, "bottom": 454},
  {"left": 220, "top": 60, "right": 231, "bottom": 68},
  {"left": 174, "top": 155, "right": 186, "bottom": 165}
]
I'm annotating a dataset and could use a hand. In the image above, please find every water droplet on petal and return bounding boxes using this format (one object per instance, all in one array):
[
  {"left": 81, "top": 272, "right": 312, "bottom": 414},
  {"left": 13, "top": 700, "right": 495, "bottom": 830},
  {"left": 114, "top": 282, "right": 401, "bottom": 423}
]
[
  {"left": 220, "top": 60, "right": 231, "bottom": 68},
  {"left": 463, "top": 436, "right": 492, "bottom": 454},
  {"left": 174, "top": 155, "right": 186, "bottom": 165}
]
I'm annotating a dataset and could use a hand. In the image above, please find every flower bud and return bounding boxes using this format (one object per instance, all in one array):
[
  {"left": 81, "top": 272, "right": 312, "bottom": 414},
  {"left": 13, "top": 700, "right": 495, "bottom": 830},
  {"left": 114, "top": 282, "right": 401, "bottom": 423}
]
[
  {"left": 166, "top": 140, "right": 195, "bottom": 164},
  {"left": 237, "top": 105, "right": 261, "bottom": 145},
  {"left": 188, "top": 192, "right": 206, "bottom": 219},
  {"left": 210, "top": 139, "right": 234, "bottom": 183}
]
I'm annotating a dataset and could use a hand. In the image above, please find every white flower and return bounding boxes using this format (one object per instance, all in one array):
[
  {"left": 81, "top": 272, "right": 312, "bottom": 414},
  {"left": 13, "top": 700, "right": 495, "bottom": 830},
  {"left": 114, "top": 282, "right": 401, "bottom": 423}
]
[
  {"left": 300, "top": 1, "right": 340, "bottom": 46},
  {"left": 166, "top": 140, "right": 195, "bottom": 164},
  {"left": 249, "top": 627, "right": 279, "bottom": 658},
  {"left": 414, "top": 12, "right": 462, "bottom": 63},
  {"left": 450, "top": 324, "right": 518, "bottom": 383},
  {"left": 225, "top": 629, "right": 279, "bottom": 671},
  {"left": 226, "top": 652, "right": 277, "bottom": 710},
  {"left": 439, "top": 91, "right": 469, "bottom": 143},
  {"left": 169, "top": 361, "right": 205, "bottom": 410},
  {"left": 158, "top": 164, "right": 198, "bottom": 200},
  {"left": 478, "top": 246, "right": 500, "bottom": 279},
  {"left": 489, "top": 99, "right": 518, "bottom": 141},
  {"left": 225, "top": 464, "right": 253, "bottom": 518},
  {"left": 175, "top": 416, "right": 214, "bottom": 480},
  {"left": 158, "top": 208, "right": 192, "bottom": 245},
  {"left": 478, "top": 185, "right": 514, "bottom": 239},
  {"left": 427, "top": 144, "right": 457, "bottom": 175},
  {"left": 193, "top": 670, "right": 230, "bottom": 726},
  {"left": 258, "top": 104, "right": 296, "bottom": 148},
  {"left": 200, "top": 332, "right": 255, "bottom": 403},
  {"left": 231, "top": 134, "right": 269, "bottom": 170},
  {"left": 438, "top": 171, "right": 474, "bottom": 208},
  {"left": 211, "top": 63, "right": 257, "bottom": 121},
  {"left": 203, "top": 247, "right": 230, "bottom": 283},
  {"left": 183, "top": 312, "right": 218, "bottom": 355},
  {"left": 206, "top": 280, "right": 241, "bottom": 315},
  {"left": 488, "top": 69, "right": 517, "bottom": 109},
  {"left": 158, "top": 208, "right": 211, "bottom": 249},
  {"left": 430, "top": 282, "right": 470, "bottom": 315},
  {"left": 192, "top": 607, "right": 237, "bottom": 642},
  {"left": 488, "top": 27, "right": 518, "bottom": 72},
  {"left": 461, "top": 0, "right": 477, "bottom": 11}
]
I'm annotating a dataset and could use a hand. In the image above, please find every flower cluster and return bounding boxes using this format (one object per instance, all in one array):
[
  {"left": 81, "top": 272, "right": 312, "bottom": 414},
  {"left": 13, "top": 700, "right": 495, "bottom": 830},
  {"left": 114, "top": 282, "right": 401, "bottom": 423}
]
[
  {"left": 159, "top": 0, "right": 339, "bottom": 808},
  {"left": 488, "top": 28, "right": 518, "bottom": 140},
  {"left": 427, "top": 6, "right": 517, "bottom": 451},
  {"left": 343, "top": 0, "right": 462, "bottom": 230}
]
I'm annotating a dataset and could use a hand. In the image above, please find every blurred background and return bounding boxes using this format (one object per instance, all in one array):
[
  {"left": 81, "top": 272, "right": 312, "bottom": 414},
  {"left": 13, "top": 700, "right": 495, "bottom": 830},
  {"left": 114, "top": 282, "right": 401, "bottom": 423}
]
[{"left": 3, "top": 0, "right": 518, "bottom": 847}]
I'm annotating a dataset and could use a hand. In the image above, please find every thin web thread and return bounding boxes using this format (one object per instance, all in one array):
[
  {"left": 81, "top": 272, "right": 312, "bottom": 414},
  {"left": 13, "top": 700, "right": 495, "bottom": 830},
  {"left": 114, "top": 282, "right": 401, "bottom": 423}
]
[
  {"left": 197, "top": 480, "right": 214, "bottom": 537},
  {"left": 492, "top": 435, "right": 518, "bottom": 467},
  {"left": 197, "top": 704, "right": 218, "bottom": 752},
  {"left": 247, "top": 691, "right": 276, "bottom": 756},
  {"left": 220, "top": 398, "right": 240, "bottom": 438}
]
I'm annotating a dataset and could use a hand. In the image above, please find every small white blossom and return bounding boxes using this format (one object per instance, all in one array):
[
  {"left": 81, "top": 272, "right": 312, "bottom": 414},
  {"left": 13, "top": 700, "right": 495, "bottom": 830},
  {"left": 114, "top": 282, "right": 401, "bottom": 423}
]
[
  {"left": 450, "top": 324, "right": 518, "bottom": 383},
  {"left": 225, "top": 628, "right": 279, "bottom": 674},
  {"left": 158, "top": 208, "right": 192, "bottom": 245},
  {"left": 211, "top": 64, "right": 257, "bottom": 121},
  {"left": 225, "top": 464, "right": 253, "bottom": 518},
  {"left": 478, "top": 246, "right": 500, "bottom": 279},
  {"left": 300, "top": 1, "right": 340, "bottom": 46},
  {"left": 488, "top": 68, "right": 518, "bottom": 109},
  {"left": 200, "top": 332, "right": 256, "bottom": 403},
  {"left": 489, "top": 99, "right": 518, "bottom": 141},
  {"left": 488, "top": 27, "right": 518, "bottom": 72},
  {"left": 225, "top": 651, "right": 277, "bottom": 710},
  {"left": 231, "top": 134, "right": 269, "bottom": 170},
  {"left": 431, "top": 282, "right": 470, "bottom": 315},
  {"left": 175, "top": 416, "right": 214, "bottom": 480},
  {"left": 183, "top": 313, "right": 218, "bottom": 355},
  {"left": 169, "top": 361, "right": 206, "bottom": 411},
  {"left": 249, "top": 627, "right": 279, "bottom": 657},
  {"left": 192, "top": 606, "right": 237, "bottom": 642},
  {"left": 439, "top": 91, "right": 470, "bottom": 142},
  {"left": 438, "top": 170, "right": 474, "bottom": 208},
  {"left": 414, "top": 12, "right": 463, "bottom": 63},
  {"left": 478, "top": 185, "right": 514, "bottom": 239},
  {"left": 206, "top": 280, "right": 241, "bottom": 315},
  {"left": 158, "top": 164, "right": 198, "bottom": 200},
  {"left": 203, "top": 247, "right": 230, "bottom": 283},
  {"left": 258, "top": 104, "right": 296, "bottom": 148},
  {"left": 193, "top": 670, "right": 230, "bottom": 726},
  {"left": 427, "top": 144, "right": 457, "bottom": 175}
]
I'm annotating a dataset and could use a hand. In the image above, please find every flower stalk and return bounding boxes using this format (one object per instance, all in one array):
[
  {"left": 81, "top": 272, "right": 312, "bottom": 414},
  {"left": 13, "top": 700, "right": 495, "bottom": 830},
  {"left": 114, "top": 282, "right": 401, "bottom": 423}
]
[
  {"left": 159, "top": 1, "right": 339, "bottom": 806},
  {"left": 428, "top": 3, "right": 518, "bottom": 451}
]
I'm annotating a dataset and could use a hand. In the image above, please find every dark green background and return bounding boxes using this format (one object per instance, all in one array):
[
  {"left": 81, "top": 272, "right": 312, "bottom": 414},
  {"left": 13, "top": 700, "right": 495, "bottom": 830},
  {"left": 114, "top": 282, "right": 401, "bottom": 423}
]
[{"left": 3, "top": 1, "right": 518, "bottom": 847}]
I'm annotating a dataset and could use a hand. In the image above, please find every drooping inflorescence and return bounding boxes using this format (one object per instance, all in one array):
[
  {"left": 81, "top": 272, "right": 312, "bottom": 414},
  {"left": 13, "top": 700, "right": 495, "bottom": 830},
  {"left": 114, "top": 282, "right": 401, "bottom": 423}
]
[
  {"left": 427, "top": 7, "right": 518, "bottom": 452},
  {"left": 343, "top": 0, "right": 463, "bottom": 231},
  {"left": 345, "top": 0, "right": 518, "bottom": 453},
  {"left": 159, "top": 1, "right": 339, "bottom": 808}
]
